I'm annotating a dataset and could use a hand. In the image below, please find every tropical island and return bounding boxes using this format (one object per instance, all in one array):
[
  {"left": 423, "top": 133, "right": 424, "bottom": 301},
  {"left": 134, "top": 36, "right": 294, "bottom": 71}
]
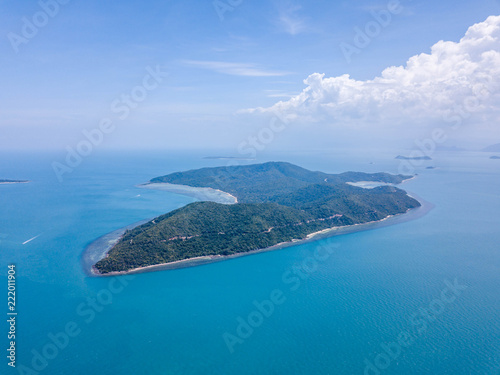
[
  {"left": 490, "top": 156, "right": 500, "bottom": 159},
  {"left": 92, "top": 162, "right": 421, "bottom": 275},
  {"left": 0, "top": 179, "right": 29, "bottom": 184}
]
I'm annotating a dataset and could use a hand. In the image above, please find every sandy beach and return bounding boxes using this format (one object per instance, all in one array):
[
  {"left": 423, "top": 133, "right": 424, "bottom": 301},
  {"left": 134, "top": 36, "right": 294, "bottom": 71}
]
[
  {"left": 139, "top": 182, "right": 237, "bottom": 204},
  {"left": 346, "top": 176, "right": 416, "bottom": 189}
]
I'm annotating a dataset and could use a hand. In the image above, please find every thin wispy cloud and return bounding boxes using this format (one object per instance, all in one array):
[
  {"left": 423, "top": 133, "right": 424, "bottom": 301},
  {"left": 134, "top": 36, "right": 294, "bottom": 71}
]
[
  {"left": 182, "top": 60, "right": 291, "bottom": 77},
  {"left": 277, "top": 3, "right": 307, "bottom": 35}
]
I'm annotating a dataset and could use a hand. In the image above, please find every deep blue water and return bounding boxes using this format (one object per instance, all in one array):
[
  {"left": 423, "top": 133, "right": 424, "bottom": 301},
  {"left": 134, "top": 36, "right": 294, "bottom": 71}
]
[{"left": 1, "top": 150, "right": 499, "bottom": 375}]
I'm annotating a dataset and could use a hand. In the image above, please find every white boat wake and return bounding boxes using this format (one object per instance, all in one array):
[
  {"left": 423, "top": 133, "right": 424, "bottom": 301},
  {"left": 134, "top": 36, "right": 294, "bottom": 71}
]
[{"left": 22, "top": 234, "right": 41, "bottom": 245}]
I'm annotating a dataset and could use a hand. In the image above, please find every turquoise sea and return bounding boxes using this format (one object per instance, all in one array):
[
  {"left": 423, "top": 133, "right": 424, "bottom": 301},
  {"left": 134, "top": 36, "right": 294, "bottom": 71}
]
[{"left": 1, "top": 149, "right": 499, "bottom": 375}]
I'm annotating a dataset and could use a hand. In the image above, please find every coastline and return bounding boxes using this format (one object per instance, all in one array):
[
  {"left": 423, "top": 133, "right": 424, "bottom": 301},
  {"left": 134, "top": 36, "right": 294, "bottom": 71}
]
[
  {"left": 87, "top": 194, "right": 432, "bottom": 277},
  {"left": 81, "top": 218, "right": 151, "bottom": 275},
  {"left": 82, "top": 182, "right": 238, "bottom": 275},
  {"left": 401, "top": 176, "right": 417, "bottom": 183},
  {"left": 346, "top": 176, "right": 416, "bottom": 189}
]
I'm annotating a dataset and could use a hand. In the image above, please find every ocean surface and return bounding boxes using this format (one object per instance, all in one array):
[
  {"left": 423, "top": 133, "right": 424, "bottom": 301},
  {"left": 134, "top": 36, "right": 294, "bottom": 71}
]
[{"left": 1, "top": 149, "right": 499, "bottom": 375}]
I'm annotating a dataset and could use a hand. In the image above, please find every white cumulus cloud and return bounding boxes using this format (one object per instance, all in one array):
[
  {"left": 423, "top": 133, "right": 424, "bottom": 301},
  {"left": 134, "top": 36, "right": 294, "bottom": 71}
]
[{"left": 244, "top": 15, "right": 500, "bottom": 132}]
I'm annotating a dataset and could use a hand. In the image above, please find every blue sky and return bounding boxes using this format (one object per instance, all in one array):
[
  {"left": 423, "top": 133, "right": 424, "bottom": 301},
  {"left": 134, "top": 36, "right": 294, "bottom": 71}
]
[{"left": 1, "top": 0, "right": 499, "bottom": 152}]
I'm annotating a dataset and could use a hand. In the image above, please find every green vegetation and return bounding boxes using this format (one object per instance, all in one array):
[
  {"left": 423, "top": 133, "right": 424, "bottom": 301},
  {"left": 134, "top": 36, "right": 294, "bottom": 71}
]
[
  {"left": 150, "top": 161, "right": 411, "bottom": 203},
  {"left": 95, "top": 162, "right": 420, "bottom": 273}
]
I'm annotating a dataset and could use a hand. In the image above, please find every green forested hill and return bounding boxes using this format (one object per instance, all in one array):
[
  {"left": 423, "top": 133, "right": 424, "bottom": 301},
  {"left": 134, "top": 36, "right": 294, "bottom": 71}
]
[
  {"left": 94, "top": 162, "right": 420, "bottom": 273},
  {"left": 149, "top": 161, "right": 411, "bottom": 203}
]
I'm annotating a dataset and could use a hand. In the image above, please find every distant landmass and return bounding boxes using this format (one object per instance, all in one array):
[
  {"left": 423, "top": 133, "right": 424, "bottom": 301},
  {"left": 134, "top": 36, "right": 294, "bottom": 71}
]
[
  {"left": 435, "top": 145, "right": 466, "bottom": 152},
  {"left": 490, "top": 156, "right": 500, "bottom": 159},
  {"left": 203, "top": 156, "right": 255, "bottom": 160},
  {"left": 396, "top": 155, "right": 432, "bottom": 160},
  {"left": 0, "top": 179, "right": 29, "bottom": 184},
  {"left": 93, "top": 162, "right": 420, "bottom": 275},
  {"left": 482, "top": 143, "right": 500, "bottom": 152}
]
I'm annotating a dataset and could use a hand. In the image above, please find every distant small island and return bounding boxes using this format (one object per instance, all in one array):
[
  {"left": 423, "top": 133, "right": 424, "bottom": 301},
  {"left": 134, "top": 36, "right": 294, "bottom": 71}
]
[
  {"left": 396, "top": 155, "right": 432, "bottom": 161},
  {"left": 0, "top": 179, "right": 29, "bottom": 185},
  {"left": 482, "top": 143, "right": 500, "bottom": 153},
  {"left": 91, "top": 162, "right": 421, "bottom": 275},
  {"left": 490, "top": 156, "right": 500, "bottom": 160}
]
